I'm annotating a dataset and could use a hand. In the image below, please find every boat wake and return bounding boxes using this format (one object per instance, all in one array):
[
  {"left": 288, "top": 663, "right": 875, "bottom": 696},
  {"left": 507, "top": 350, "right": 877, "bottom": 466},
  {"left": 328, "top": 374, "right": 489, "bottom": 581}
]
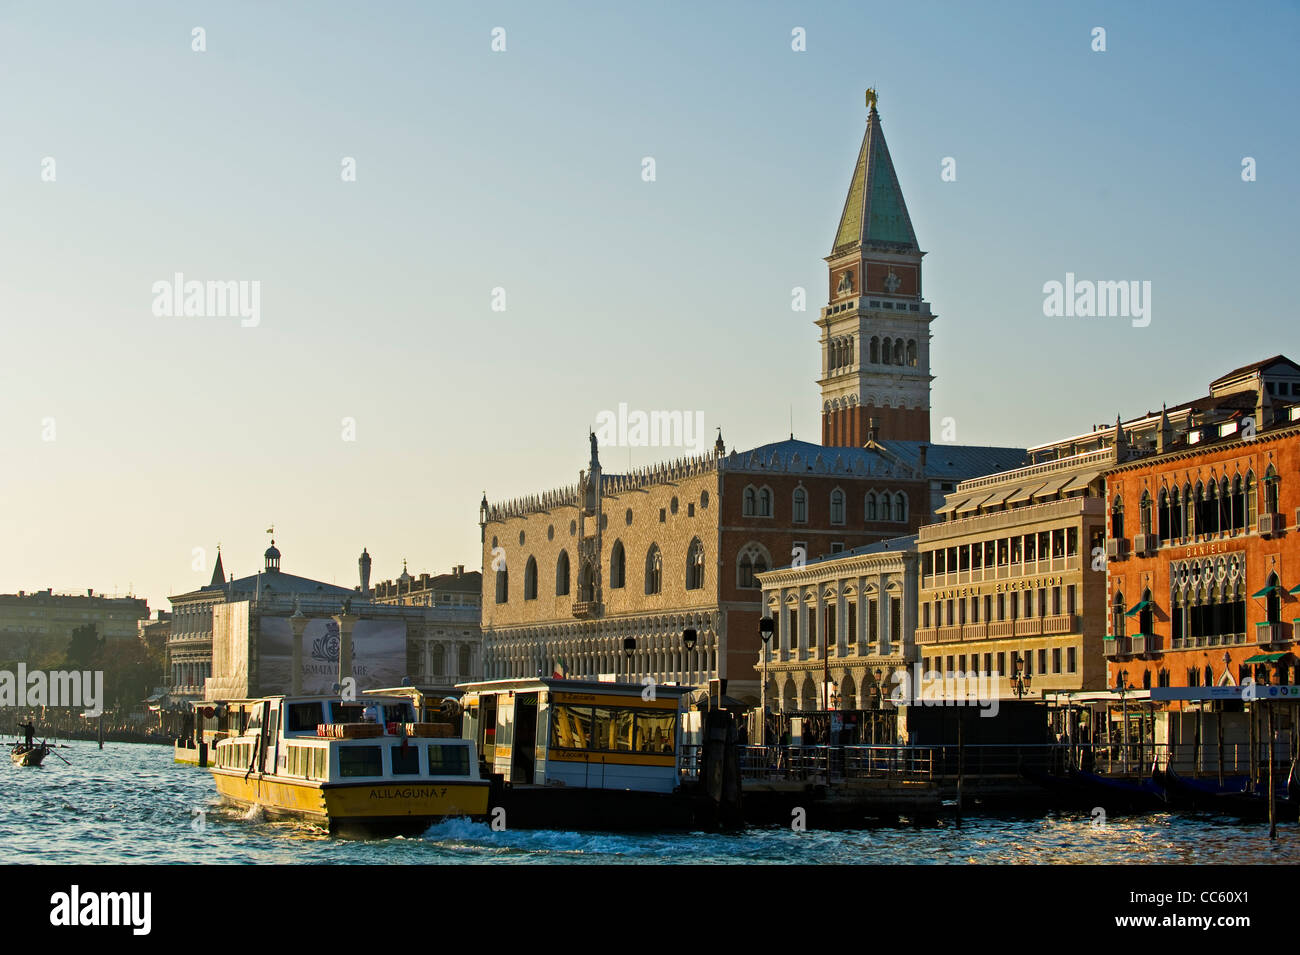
[
  {"left": 242, "top": 804, "right": 266, "bottom": 823},
  {"left": 418, "top": 816, "right": 663, "bottom": 858}
]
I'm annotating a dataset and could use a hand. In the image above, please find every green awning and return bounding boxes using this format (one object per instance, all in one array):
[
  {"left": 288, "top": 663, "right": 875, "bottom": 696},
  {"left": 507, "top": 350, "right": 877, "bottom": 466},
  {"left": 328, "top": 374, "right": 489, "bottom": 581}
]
[
  {"left": 1243, "top": 652, "right": 1288, "bottom": 664},
  {"left": 1125, "top": 600, "right": 1152, "bottom": 617},
  {"left": 1251, "top": 584, "right": 1280, "bottom": 598},
  {"left": 1289, "top": 583, "right": 1300, "bottom": 595}
]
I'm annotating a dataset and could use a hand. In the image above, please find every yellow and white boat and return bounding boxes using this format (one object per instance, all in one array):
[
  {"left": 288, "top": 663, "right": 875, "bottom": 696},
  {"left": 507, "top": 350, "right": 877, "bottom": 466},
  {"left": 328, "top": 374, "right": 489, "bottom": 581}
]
[{"left": 209, "top": 694, "right": 489, "bottom": 833}]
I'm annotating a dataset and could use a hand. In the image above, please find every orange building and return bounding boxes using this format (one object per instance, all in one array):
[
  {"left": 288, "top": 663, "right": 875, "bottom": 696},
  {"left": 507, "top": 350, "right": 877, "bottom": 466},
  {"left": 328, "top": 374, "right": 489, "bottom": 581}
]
[{"left": 1104, "top": 357, "right": 1300, "bottom": 701}]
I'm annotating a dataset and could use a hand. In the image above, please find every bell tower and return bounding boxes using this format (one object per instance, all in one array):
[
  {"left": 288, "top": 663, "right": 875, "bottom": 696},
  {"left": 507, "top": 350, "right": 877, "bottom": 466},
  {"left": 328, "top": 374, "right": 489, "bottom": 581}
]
[{"left": 819, "top": 91, "right": 934, "bottom": 446}]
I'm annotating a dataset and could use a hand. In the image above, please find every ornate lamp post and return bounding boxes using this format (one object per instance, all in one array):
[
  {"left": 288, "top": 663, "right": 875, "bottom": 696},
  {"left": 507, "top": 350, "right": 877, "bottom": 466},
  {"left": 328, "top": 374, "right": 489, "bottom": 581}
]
[
  {"left": 623, "top": 637, "right": 637, "bottom": 683},
  {"left": 758, "top": 617, "right": 775, "bottom": 744},
  {"left": 1010, "top": 652, "right": 1032, "bottom": 700},
  {"left": 682, "top": 627, "right": 697, "bottom": 686}
]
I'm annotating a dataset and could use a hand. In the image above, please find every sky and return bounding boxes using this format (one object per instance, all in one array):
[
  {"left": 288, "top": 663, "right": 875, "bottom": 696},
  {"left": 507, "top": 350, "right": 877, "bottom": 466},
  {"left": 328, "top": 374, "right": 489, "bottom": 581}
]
[{"left": 1, "top": 1, "right": 1296, "bottom": 614}]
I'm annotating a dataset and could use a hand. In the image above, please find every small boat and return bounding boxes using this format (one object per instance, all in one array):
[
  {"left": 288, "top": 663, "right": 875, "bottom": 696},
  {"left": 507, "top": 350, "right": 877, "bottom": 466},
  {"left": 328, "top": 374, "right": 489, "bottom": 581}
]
[
  {"left": 1153, "top": 767, "right": 1251, "bottom": 809},
  {"left": 11, "top": 742, "right": 50, "bottom": 767},
  {"left": 209, "top": 694, "right": 490, "bottom": 834}
]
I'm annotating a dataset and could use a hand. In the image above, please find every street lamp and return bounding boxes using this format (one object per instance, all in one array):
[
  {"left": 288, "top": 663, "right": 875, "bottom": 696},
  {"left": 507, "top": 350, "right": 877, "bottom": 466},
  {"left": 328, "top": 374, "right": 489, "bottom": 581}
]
[
  {"left": 1010, "top": 652, "right": 1032, "bottom": 700},
  {"left": 682, "top": 627, "right": 697, "bottom": 685},
  {"left": 758, "top": 617, "right": 775, "bottom": 744},
  {"left": 623, "top": 637, "right": 637, "bottom": 683}
]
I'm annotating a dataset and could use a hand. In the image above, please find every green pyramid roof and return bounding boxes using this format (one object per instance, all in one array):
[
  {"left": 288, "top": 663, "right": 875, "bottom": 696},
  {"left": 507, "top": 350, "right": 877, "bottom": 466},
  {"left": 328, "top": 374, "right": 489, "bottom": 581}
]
[{"left": 831, "top": 106, "right": 919, "bottom": 255}]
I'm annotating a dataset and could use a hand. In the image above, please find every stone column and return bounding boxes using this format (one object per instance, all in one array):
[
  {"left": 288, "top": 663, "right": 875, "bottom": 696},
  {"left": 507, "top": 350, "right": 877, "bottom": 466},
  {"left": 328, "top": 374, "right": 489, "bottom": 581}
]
[
  {"left": 333, "top": 612, "right": 359, "bottom": 689},
  {"left": 290, "top": 608, "right": 307, "bottom": 695}
]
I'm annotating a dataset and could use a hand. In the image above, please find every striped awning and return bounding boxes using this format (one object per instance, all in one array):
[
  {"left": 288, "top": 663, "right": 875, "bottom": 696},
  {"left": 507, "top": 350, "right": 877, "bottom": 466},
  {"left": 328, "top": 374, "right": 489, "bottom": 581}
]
[
  {"left": 1243, "top": 652, "right": 1288, "bottom": 664},
  {"left": 1006, "top": 482, "right": 1046, "bottom": 505},
  {"left": 1060, "top": 469, "right": 1104, "bottom": 493},
  {"left": 957, "top": 493, "right": 994, "bottom": 514},
  {"left": 936, "top": 497, "right": 968, "bottom": 516},
  {"left": 1032, "top": 473, "right": 1076, "bottom": 501}
]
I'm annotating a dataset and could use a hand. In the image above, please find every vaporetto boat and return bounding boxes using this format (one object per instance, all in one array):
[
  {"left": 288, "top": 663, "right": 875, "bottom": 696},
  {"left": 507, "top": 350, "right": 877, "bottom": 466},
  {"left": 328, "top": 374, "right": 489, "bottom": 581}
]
[{"left": 209, "top": 694, "right": 490, "bottom": 833}]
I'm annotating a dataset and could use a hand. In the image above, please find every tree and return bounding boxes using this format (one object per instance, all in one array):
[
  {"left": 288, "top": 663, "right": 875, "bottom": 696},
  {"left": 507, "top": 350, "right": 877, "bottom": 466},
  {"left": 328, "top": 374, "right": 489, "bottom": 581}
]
[{"left": 65, "top": 623, "right": 101, "bottom": 670}]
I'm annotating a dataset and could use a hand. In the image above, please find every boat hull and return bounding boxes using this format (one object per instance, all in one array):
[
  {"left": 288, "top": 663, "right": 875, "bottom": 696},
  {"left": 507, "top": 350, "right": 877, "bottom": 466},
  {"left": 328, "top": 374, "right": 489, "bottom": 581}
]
[
  {"left": 10, "top": 745, "right": 48, "bottom": 767},
  {"left": 211, "top": 769, "right": 490, "bottom": 833}
]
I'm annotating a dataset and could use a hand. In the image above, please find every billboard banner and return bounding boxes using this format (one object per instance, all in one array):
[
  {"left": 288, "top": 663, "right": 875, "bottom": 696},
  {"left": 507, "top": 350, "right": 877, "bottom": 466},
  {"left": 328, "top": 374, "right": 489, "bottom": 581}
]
[{"left": 258, "top": 616, "right": 406, "bottom": 695}]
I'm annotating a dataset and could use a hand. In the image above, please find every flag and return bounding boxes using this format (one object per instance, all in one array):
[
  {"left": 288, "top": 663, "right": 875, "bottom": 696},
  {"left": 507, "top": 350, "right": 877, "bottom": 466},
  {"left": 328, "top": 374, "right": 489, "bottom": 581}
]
[{"left": 553, "top": 656, "right": 568, "bottom": 679}]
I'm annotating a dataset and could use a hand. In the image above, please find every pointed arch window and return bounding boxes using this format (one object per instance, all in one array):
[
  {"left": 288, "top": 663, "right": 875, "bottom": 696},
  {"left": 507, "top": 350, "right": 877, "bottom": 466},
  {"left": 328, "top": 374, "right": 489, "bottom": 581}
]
[
  {"left": 792, "top": 487, "right": 808, "bottom": 524},
  {"left": 645, "top": 545, "right": 662, "bottom": 595},
  {"left": 1111, "top": 495, "right": 1125, "bottom": 541},
  {"left": 830, "top": 488, "right": 845, "bottom": 525},
  {"left": 758, "top": 486, "right": 773, "bottom": 518},
  {"left": 1138, "top": 587, "right": 1154, "bottom": 636},
  {"left": 1264, "top": 465, "right": 1280, "bottom": 515},
  {"left": 1231, "top": 475, "right": 1244, "bottom": 532},
  {"left": 1113, "top": 591, "right": 1126, "bottom": 638},
  {"left": 881, "top": 492, "right": 893, "bottom": 522},
  {"left": 555, "top": 551, "right": 570, "bottom": 597},
  {"left": 743, "top": 485, "right": 757, "bottom": 517},
  {"left": 1246, "top": 470, "right": 1257, "bottom": 528},
  {"left": 894, "top": 492, "right": 908, "bottom": 523},
  {"left": 686, "top": 538, "right": 705, "bottom": 590},
  {"left": 737, "top": 542, "right": 770, "bottom": 589},
  {"left": 1157, "top": 487, "right": 1170, "bottom": 545},
  {"left": 524, "top": 556, "right": 538, "bottom": 600},
  {"left": 1139, "top": 490, "right": 1152, "bottom": 537},
  {"left": 495, "top": 567, "right": 509, "bottom": 604},
  {"left": 609, "top": 540, "right": 626, "bottom": 589},
  {"left": 865, "top": 492, "right": 878, "bottom": 521}
]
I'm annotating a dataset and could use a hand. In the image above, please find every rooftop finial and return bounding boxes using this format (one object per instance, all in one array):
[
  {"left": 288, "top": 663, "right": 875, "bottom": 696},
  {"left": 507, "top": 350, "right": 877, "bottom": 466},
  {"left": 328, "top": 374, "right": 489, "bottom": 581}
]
[{"left": 865, "top": 87, "right": 878, "bottom": 112}]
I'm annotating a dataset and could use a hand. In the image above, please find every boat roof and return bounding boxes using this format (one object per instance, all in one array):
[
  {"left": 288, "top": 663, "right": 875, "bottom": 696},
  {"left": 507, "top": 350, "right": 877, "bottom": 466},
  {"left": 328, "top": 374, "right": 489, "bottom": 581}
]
[{"left": 457, "top": 677, "right": 696, "bottom": 698}]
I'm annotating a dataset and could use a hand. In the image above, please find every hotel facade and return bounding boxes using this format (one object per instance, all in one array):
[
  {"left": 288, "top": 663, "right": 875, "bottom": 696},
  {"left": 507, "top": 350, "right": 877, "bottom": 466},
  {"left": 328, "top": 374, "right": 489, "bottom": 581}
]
[{"left": 1103, "top": 357, "right": 1300, "bottom": 700}]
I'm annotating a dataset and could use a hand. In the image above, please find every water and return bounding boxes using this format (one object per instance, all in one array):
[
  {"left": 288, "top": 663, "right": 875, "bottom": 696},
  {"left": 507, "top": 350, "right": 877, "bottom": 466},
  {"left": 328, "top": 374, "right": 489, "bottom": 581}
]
[{"left": 3, "top": 740, "right": 1299, "bottom": 864}]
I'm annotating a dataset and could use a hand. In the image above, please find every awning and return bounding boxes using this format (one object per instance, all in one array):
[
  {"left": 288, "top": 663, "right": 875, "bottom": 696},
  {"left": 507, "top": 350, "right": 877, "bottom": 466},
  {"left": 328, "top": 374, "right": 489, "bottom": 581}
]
[
  {"left": 1032, "top": 474, "right": 1076, "bottom": 500},
  {"left": 1006, "top": 482, "right": 1046, "bottom": 505},
  {"left": 1124, "top": 599, "right": 1152, "bottom": 617},
  {"left": 1243, "top": 652, "right": 1288, "bottom": 664},
  {"left": 1060, "top": 468, "right": 1104, "bottom": 493},
  {"left": 1289, "top": 583, "right": 1300, "bottom": 595},
  {"left": 935, "top": 497, "right": 967, "bottom": 516},
  {"left": 1251, "top": 584, "right": 1280, "bottom": 598},
  {"left": 956, "top": 493, "right": 992, "bottom": 515}
]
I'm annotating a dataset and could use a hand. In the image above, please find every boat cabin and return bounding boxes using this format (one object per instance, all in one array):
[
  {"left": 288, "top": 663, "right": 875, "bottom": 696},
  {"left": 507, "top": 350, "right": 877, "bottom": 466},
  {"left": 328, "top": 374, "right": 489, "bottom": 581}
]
[{"left": 458, "top": 678, "right": 693, "bottom": 794}]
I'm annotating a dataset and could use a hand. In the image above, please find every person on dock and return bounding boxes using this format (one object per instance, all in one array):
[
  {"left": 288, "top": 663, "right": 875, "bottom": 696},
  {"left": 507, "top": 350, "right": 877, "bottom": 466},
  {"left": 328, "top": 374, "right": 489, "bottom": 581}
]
[{"left": 18, "top": 720, "right": 35, "bottom": 748}]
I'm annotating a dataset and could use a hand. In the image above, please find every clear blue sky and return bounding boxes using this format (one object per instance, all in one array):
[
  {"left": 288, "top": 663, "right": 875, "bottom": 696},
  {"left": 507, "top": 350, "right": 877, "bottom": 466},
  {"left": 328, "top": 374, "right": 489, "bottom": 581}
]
[{"left": 1, "top": 1, "right": 1296, "bottom": 612}]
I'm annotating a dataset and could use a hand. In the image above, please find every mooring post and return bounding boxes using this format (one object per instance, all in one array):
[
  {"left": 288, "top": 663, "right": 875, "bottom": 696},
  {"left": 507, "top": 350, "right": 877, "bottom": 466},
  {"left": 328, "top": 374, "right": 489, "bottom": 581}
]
[
  {"left": 955, "top": 716, "right": 964, "bottom": 828},
  {"left": 1268, "top": 705, "right": 1277, "bottom": 841},
  {"left": 1217, "top": 703, "right": 1224, "bottom": 787}
]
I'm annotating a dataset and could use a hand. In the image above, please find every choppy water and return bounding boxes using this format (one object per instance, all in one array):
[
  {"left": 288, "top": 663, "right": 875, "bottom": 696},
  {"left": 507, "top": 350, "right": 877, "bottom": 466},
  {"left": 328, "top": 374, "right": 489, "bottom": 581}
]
[{"left": 3, "top": 740, "right": 1299, "bottom": 864}]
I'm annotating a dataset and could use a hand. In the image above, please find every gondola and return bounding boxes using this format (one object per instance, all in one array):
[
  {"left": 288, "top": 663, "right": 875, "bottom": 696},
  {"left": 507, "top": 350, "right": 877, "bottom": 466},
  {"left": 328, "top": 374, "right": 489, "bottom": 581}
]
[{"left": 11, "top": 742, "right": 50, "bottom": 767}]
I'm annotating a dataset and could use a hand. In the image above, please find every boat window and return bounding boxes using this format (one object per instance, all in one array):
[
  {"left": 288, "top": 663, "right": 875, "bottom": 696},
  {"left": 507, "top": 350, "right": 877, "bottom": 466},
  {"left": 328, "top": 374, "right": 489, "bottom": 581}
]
[
  {"left": 287, "top": 702, "right": 324, "bottom": 732},
  {"left": 390, "top": 745, "right": 420, "bottom": 775},
  {"left": 382, "top": 702, "right": 416, "bottom": 724},
  {"left": 427, "top": 744, "right": 470, "bottom": 776},
  {"left": 338, "top": 746, "right": 382, "bottom": 777},
  {"left": 634, "top": 711, "right": 676, "bottom": 753},
  {"left": 331, "top": 703, "right": 365, "bottom": 724},
  {"left": 592, "top": 707, "right": 634, "bottom": 751},
  {"left": 246, "top": 706, "right": 263, "bottom": 735},
  {"left": 550, "top": 705, "right": 593, "bottom": 749},
  {"left": 312, "top": 748, "right": 327, "bottom": 780}
]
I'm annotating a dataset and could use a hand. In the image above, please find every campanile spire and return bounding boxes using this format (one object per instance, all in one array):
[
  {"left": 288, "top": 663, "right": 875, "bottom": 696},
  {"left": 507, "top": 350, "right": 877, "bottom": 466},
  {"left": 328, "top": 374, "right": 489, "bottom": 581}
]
[{"left": 819, "top": 93, "right": 934, "bottom": 447}]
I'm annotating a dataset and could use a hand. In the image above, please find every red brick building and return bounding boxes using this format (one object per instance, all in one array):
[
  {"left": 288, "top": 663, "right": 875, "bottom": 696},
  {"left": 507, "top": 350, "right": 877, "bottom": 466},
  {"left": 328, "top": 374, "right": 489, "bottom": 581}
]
[{"left": 1104, "top": 357, "right": 1300, "bottom": 702}]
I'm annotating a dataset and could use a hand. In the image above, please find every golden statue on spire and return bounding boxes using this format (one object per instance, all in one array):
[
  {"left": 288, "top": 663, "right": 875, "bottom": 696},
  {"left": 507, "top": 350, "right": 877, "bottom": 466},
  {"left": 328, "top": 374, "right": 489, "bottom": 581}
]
[{"left": 865, "top": 88, "right": 878, "bottom": 111}]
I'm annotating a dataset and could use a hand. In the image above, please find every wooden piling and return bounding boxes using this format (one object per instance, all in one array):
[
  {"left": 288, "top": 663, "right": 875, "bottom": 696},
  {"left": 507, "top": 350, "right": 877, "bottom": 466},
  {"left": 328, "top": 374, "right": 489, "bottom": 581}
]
[{"left": 1268, "top": 705, "right": 1277, "bottom": 841}]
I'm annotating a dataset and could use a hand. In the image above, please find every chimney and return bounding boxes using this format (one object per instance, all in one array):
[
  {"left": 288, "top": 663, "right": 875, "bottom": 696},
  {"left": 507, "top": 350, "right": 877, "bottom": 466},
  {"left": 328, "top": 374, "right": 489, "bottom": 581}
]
[{"left": 918, "top": 444, "right": 928, "bottom": 475}]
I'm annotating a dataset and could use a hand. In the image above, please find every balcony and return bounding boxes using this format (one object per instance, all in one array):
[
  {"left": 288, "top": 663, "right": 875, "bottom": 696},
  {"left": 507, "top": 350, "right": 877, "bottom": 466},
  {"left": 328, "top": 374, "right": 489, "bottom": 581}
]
[
  {"left": 1129, "top": 633, "right": 1160, "bottom": 656},
  {"left": 571, "top": 600, "right": 601, "bottom": 619},
  {"left": 1103, "top": 635, "right": 1129, "bottom": 659},
  {"left": 1015, "top": 618, "right": 1043, "bottom": 637},
  {"left": 1105, "top": 538, "right": 1129, "bottom": 561},
  {"left": 1134, "top": 533, "right": 1157, "bottom": 556},
  {"left": 1259, "top": 512, "right": 1284, "bottom": 537},
  {"left": 915, "top": 627, "right": 937, "bottom": 646},
  {"left": 1256, "top": 621, "right": 1290, "bottom": 647}
]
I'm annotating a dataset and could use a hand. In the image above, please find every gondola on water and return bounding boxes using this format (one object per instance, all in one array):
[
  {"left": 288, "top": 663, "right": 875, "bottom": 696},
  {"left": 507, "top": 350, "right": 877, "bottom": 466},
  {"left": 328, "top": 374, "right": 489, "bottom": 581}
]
[{"left": 11, "top": 742, "right": 50, "bottom": 767}]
